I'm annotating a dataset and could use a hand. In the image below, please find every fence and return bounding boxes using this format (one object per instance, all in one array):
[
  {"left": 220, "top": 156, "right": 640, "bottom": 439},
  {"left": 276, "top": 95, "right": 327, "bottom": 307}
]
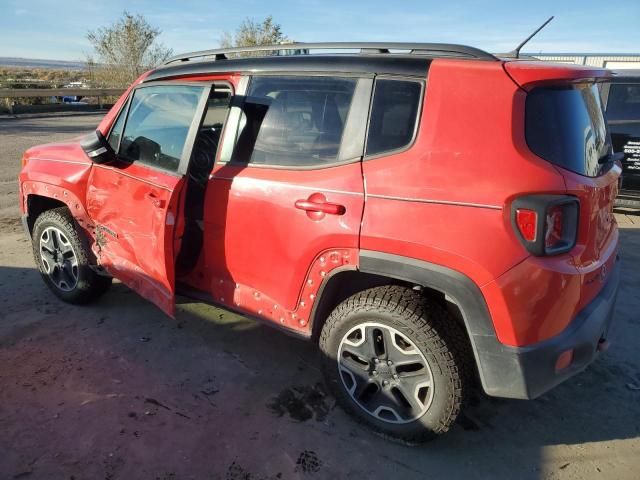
[{"left": 0, "top": 88, "right": 124, "bottom": 113}]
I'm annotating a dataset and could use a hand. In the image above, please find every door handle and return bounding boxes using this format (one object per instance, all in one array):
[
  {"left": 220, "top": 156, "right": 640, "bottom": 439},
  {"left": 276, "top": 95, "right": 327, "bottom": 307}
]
[
  {"left": 295, "top": 199, "right": 346, "bottom": 215},
  {"left": 295, "top": 193, "right": 346, "bottom": 219},
  {"left": 146, "top": 191, "right": 165, "bottom": 208}
]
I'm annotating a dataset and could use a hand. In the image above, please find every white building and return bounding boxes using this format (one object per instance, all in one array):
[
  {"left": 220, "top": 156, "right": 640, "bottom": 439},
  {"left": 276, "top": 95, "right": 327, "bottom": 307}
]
[{"left": 530, "top": 54, "right": 640, "bottom": 69}]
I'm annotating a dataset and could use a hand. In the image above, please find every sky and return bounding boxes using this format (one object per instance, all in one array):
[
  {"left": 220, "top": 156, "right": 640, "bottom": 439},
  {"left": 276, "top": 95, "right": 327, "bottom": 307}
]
[{"left": 0, "top": 0, "right": 639, "bottom": 61}]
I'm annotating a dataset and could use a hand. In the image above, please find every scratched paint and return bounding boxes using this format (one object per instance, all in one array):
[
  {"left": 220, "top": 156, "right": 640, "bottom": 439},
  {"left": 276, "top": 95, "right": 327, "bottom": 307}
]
[{"left": 209, "top": 248, "right": 358, "bottom": 333}]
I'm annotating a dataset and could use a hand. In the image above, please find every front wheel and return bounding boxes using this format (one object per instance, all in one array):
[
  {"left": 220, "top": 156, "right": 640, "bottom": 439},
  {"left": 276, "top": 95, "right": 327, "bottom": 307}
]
[
  {"left": 32, "top": 207, "right": 111, "bottom": 304},
  {"left": 319, "top": 286, "right": 470, "bottom": 444}
]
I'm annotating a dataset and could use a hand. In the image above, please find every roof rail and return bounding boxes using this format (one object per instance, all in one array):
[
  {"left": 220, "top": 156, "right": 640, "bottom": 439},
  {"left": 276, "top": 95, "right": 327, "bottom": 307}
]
[{"left": 162, "top": 42, "right": 498, "bottom": 65}]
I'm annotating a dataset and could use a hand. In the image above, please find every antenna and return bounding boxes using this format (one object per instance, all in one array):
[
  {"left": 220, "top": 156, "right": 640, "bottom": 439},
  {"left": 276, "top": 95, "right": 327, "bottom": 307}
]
[{"left": 506, "top": 16, "right": 554, "bottom": 59}]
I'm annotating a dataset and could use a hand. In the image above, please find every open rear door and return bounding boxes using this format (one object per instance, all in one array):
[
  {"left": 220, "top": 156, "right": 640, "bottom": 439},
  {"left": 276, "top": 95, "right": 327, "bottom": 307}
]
[{"left": 86, "top": 82, "right": 212, "bottom": 316}]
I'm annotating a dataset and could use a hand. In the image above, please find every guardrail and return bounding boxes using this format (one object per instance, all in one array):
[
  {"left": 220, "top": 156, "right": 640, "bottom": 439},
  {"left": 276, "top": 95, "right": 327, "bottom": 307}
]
[
  {"left": 0, "top": 87, "right": 124, "bottom": 114},
  {"left": 0, "top": 88, "right": 123, "bottom": 98}
]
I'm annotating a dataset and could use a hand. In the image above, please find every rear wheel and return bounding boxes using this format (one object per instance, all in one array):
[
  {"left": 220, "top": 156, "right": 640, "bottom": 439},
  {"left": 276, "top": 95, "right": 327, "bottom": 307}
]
[
  {"left": 32, "top": 207, "right": 111, "bottom": 304},
  {"left": 319, "top": 285, "right": 469, "bottom": 444}
]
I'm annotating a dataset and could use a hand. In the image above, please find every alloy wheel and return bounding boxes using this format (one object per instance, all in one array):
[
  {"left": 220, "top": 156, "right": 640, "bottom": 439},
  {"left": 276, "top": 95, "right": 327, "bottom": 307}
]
[
  {"left": 337, "top": 322, "right": 434, "bottom": 424},
  {"left": 39, "top": 226, "right": 79, "bottom": 292}
]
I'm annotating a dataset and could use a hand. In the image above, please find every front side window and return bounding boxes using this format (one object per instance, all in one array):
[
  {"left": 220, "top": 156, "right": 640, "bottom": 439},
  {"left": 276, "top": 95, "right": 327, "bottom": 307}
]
[
  {"left": 231, "top": 76, "right": 357, "bottom": 167},
  {"left": 118, "top": 85, "right": 205, "bottom": 171},
  {"left": 366, "top": 79, "right": 422, "bottom": 156}
]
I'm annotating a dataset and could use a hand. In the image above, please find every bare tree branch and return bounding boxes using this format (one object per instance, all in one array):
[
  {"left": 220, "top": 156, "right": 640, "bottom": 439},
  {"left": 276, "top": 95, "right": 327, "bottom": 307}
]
[
  {"left": 86, "top": 11, "right": 173, "bottom": 86},
  {"left": 220, "top": 16, "right": 288, "bottom": 57}
]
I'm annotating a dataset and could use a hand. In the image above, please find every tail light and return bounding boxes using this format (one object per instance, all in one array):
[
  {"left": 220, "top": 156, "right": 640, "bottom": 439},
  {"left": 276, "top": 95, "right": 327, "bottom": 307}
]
[{"left": 512, "top": 195, "right": 579, "bottom": 256}]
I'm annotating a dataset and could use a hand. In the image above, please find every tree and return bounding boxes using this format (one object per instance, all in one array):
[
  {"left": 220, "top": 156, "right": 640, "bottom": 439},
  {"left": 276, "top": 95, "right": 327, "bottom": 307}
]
[
  {"left": 220, "top": 16, "right": 288, "bottom": 55},
  {"left": 86, "top": 11, "right": 173, "bottom": 86}
]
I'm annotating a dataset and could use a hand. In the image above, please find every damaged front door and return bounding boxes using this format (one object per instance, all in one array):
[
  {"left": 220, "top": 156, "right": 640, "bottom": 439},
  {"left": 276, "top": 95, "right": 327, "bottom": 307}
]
[{"left": 86, "top": 82, "right": 211, "bottom": 316}]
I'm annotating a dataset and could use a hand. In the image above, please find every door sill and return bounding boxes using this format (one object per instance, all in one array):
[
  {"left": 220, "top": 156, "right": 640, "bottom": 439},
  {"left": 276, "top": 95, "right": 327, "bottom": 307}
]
[{"left": 175, "top": 282, "right": 311, "bottom": 340}]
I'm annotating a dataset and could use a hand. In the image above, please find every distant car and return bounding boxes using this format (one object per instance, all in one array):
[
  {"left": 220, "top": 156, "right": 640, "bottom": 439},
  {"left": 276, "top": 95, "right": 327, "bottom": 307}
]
[
  {"left": 601, "top": 70, "right": 640, "bottom": 207},
  {"left": 61, "top": 96, "right": 86, "bottom": 104},
  {"left": 61, "top": 81, "right": 89, "bottom": 103}
]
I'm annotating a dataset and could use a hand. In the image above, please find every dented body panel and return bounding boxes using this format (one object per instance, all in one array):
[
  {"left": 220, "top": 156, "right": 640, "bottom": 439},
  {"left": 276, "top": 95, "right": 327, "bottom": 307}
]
[{"left": 85, "top": 163, "right": 184, "bottom": 316}]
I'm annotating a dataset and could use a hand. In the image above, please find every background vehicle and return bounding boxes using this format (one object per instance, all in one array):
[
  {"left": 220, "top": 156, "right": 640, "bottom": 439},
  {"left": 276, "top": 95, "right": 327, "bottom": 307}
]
[
  {"left": 18, "top": 43, "right": 621, "bottom": 444},
  {"left": 601, "top": 70, "right": 640, "bottom": 208}
]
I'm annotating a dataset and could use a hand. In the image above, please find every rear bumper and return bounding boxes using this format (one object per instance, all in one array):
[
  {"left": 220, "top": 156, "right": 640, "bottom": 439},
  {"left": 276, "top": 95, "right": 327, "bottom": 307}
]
[{"left": 478, "top": 255, "right": 620, "bottom": 399}]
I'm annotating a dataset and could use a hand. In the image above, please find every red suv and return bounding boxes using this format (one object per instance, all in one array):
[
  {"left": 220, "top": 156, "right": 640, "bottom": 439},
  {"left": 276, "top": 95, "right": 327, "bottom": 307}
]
[{"left": 18, "top": 43, "right": 621, "bottom": 443}]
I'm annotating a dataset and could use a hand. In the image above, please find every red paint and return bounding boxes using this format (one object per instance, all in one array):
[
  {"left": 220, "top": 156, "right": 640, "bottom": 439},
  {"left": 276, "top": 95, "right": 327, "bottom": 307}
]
[
  {"left": 504, "top": 61, "right": 612, "bottom": 91},
  {"left": 180, "top": 161, "right": 364, "bottom": 323},
  {"left": 206, "top": 248, "right": 357, "bottom": 333},
  {"left": 85, "top": 162, "right": 184, "bottom": 316},
  {"left": 516, "top": 209, "right": 538, "bottom": 242},
  {"left": 18, "top": 57, "right": 619, "bottom": 348}
]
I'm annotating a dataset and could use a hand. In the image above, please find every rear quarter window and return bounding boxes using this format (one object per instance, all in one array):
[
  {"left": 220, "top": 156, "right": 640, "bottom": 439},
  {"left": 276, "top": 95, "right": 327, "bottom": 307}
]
[
  {"left": 366, "top": 79, "right": 422, "bottom": 157},
  {"left": 526, "top": 84, "right": 611, "bottom": 177}
]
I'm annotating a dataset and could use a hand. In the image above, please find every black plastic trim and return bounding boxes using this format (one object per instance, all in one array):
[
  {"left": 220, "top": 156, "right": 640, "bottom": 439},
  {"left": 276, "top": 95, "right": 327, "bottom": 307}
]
[
  {"left": 163, "top": 42, "right": 497, "bottom": 65},
  {"left": 21, "top": 214, "right": 31, "bottom": 239},
  {"left": 146, "top": 56, "right": 431, "bottom": 83},
  {"left": 480, "top": 256, "right": 620, "bottom": 399},
  {"left": 359, "top": 250, "right": 501, "bottom": 394},
  {"left": 175, "top": 282, "right": 310, "bottom": 340},
  {"left": 358, "top": 250, "right": 620, "bottom": 399},
  {"left": 511, "top": 194, "right": 579, "bottom": 256}
]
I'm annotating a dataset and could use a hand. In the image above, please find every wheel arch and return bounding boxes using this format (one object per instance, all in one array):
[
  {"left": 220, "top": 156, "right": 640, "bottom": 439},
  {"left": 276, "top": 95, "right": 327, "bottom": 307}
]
[
  {"left": 309, "top": 267, "right": 413, "bottom": 341},
  {"left": 310, "top": 250, "right": 504, "bottom": 395},
  {"left": 22, "top": 181, "right": 94, "bottom": 240},
  {"left": 25, "top": 194, "right": 68, "bottom": 236}
]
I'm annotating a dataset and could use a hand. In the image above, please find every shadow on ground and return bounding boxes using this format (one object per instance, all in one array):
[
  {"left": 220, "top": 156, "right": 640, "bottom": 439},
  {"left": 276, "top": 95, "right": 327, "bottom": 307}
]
[{"left": 0, "top": 229, "right": 638, "bottom": 479}]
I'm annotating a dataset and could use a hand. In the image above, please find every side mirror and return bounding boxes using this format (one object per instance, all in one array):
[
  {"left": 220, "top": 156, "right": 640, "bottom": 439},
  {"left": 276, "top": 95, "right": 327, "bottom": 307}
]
[{"left": 80, "top": 130, "right": 117, "bottom": 164}]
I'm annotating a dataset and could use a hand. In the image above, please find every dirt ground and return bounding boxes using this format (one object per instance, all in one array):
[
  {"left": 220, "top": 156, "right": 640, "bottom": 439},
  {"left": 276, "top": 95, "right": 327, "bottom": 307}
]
[{"left": 1, "top": 114, "right": 639, "bottom": 480}]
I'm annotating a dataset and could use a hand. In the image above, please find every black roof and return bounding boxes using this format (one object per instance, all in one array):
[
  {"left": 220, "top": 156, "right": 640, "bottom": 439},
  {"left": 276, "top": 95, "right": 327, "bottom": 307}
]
[
  {"left": 145, "top": 42, "right": 498, "bottom": 82},
  {"left": 609, "top": 69, "right": 640, "bottom": 80},
  {"left": 145, "top": 55, "right": 433, "bottom": 82}
]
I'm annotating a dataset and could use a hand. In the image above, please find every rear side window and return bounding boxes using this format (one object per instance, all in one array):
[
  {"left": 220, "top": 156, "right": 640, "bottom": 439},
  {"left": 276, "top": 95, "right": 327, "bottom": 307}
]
[
  {"left": 606, "top": 83, "right": 640, "bottom": 121},
  {"left": 526, "top": 84, "right": 611, "bottom": 177},
  {"left": 231, "top": 76, "right": 357, "bottom": 167},
  {"left": 118, "top": 85, "right": 205, "bottom": 171},
  {"left": 366, "top": 79, "right": 421, "bottom": 156}
]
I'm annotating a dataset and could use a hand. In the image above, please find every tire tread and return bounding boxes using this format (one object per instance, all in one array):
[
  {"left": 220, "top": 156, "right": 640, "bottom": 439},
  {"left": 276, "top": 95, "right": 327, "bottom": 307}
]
[{"left": 319, "top": 285, "right": 470, "bottom": 444}]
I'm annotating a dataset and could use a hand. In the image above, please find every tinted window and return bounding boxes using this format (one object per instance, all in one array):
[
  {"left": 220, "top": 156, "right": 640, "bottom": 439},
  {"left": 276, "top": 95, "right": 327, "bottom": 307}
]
[
  {"left": 189, "top": 90, "right": 232, "bottom": 183},
  {"left": 107, "top": 102, "right": 127, "bottom": 152},
  {"left": 119, "top": 85, "right": 205, "bottom": 171},
  {"left": 606, "top": 83, "right": 640, "bottom": 121},
  {"left": 231, "top": 76, "right": 357, "bottom": 166},
  {"left": 366, "top": 80, "right": 421, "bottom": 156},
  {"left": 526, "top": 84, "right": 611, "bottom": 177}
]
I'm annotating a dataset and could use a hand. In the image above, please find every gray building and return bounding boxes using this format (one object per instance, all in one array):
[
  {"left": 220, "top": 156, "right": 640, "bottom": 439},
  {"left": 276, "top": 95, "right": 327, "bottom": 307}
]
[{"left": 530, "top": 53, "right": 640, "bottom": 69}]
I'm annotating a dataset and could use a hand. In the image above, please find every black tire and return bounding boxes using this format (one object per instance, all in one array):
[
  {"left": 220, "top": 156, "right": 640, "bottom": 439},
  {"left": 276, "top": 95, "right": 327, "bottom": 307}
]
[
  {"left": 319, "top": 285, "right": 470, "bottom": 444},
  {"left": 32, "top": 207, "right": 112, "bottom": 304}
]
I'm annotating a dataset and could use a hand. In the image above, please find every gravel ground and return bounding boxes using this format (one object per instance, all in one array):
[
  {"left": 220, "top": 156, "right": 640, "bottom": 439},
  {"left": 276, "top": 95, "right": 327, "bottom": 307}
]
[{"left": 1, "top": 114, "right": 639, "bottom": 480}]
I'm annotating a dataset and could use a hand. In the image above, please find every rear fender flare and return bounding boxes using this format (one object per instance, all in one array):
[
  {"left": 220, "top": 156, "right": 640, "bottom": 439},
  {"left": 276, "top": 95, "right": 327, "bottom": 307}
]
[{"left": 358, "top": 249, "right": 504, "bottom": 395}]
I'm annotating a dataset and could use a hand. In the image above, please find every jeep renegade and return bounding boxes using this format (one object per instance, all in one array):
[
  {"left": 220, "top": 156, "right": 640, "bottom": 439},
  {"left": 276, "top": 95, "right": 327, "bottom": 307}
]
[{"left": 18, "top": 43, "right": 621, "bottom": 443}]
